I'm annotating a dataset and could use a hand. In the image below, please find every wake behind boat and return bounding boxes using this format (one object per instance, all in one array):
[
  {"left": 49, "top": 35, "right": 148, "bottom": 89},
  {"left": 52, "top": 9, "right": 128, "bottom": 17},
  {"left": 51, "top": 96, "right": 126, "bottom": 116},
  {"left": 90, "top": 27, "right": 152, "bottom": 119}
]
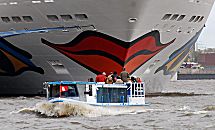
[{"left": 43, "top": 81, "right": 147, "bottom": 106}]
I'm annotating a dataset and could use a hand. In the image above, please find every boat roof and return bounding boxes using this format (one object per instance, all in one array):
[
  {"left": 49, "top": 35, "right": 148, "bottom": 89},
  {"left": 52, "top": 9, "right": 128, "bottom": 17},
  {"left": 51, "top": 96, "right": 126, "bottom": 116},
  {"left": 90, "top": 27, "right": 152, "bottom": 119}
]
[{"left": 46, "top": 81, "right": 97, "bottom": 85}]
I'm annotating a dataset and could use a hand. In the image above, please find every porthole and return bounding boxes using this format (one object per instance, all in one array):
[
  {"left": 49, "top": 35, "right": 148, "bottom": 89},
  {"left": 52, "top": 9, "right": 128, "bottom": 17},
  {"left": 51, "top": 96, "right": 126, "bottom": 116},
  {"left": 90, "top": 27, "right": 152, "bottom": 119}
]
[{"left": 128, "top": 18, "right": 137, "bottom": 23}]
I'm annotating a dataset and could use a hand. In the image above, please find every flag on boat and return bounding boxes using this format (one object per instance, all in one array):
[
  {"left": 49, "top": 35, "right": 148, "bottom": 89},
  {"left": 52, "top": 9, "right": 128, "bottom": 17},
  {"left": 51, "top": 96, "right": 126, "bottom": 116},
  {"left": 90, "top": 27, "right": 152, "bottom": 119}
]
[{"left": 60, "top": 85, "right": 68, "bottom": 92}]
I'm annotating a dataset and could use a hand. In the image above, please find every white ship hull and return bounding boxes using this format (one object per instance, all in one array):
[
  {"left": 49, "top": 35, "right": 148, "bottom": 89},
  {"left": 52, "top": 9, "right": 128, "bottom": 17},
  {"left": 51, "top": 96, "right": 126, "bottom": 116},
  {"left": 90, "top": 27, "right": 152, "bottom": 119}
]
[{"left": 0, "top": 0, "right": 214, "bottom": 95}]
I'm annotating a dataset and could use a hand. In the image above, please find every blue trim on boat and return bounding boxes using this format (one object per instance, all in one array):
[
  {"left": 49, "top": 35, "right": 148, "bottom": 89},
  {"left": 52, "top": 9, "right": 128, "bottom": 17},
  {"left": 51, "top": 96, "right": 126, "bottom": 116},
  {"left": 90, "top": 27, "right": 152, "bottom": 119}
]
[
  {"left": 47, "top": 81, "right": 97, "bottom": 85},
  {"left": 0, "top": 26, "right": 79, "bottom": 38}
]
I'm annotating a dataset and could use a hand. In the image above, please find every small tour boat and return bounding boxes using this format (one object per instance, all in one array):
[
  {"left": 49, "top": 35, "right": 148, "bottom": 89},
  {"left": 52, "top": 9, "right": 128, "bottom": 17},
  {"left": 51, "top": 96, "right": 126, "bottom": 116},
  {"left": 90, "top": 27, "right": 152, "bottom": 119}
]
[{"left": 43, "top": 81, "right": 148, "bottom": 106}]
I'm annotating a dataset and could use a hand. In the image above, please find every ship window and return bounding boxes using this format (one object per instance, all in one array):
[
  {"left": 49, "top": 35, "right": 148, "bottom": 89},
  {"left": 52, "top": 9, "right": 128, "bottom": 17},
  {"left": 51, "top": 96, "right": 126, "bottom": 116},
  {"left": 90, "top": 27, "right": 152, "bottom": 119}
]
[
  {"left": 1, "top": 17, "right": 10, "bottom": 23},
  {"left": 44, "top": 0, "right": 54, "bottom": 3},
  {"left": 22, "top": 16, "right": 33, "bottom": 22},
  {"left": 198, "top": 16, "right": 204, "bottom": 22},
  {"left": 32, "top": 1, "right": 41, "bottom": 4},
  {"left": 128, "top": 18, "right": 137, "bottom": 23},
  {"left": 177, "top": 15, "right": 186, "bottom": 21},
  {"left": 60, "top": 15, "right": 73, "bottom": 21},
  {"left": 75, "top": 14, "right": 88, "bottom": 20},
  {"left": 162, "top": 14, "right": 172, "bottom": 20},
  {"left": 170, "top": 14, "right": 179, "bottom": 20},
  {"left": 189, "top": 16, "right": 196, "bottom": 22},
  {"left": 12, "top": 16, "right": 22, "bottom": 23},
  {"left": 9, "top": 2, "right": 18, "bottom": 5},
  {"left": 194, "top": 16, "right": 201, "bottom": 22},
  {"left": 47, "top": 15, "right": 59, "bottom": 21}
]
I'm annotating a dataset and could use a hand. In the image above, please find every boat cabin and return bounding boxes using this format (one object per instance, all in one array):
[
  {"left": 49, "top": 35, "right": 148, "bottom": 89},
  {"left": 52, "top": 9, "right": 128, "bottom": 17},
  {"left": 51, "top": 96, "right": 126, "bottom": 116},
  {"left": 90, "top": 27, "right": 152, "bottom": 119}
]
[{"left": 43, "top": 81, "right": 146, "bottom": 106}]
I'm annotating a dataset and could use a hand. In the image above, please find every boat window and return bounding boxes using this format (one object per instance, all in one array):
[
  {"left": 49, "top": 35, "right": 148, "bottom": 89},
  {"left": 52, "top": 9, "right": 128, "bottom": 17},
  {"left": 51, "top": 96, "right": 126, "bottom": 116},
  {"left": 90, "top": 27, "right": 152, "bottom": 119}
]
[
  {"left": 194, "top": 16, "right": 201, "bottom": 22},
  {"left": 60, "top": 14, "right": 73, "bottom": 21},
  {"left": 12, "top": 16, "right": 22, "bottom": 23},
  {"left": 177, "top": 15, "right": 186, "bottom": 21},
  {"left": 49, "top": 84, "right": 79, "bottom": 98},
  {"left": 47, "top": 15, "right": 59, "bottom": 21},
  {"left": 189, "top": 16, "right": 196, "bottom": 22},
  {"left": 75, "top": 14, "right": 88, "bottom": 20},
  {"left": 170, "top": 14, "right": 179, "bottom": 20},
  {"left": 22, "top": 16, "right": 33, "bottom": 22},
  {"left": 1, "top": 17, "right": 10, "bottom": 23},
  {"left": 60, "top": 85, "right": 79, "bottom": 97},
  {"left": 96, "top": 88, "right": 127, "bottom": 103},
  {"left": 162, "top": 14, "right": 172, "bottom": 20},
  {"left": 198, "top": 16, "right": 204, "bottom": 22}
]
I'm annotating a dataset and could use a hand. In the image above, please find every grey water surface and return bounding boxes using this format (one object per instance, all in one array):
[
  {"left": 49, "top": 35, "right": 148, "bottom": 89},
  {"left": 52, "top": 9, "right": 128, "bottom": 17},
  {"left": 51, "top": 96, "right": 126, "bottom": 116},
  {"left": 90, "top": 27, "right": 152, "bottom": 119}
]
[{"left": 0, "top": 80, "right": 215, "bottom": 130}]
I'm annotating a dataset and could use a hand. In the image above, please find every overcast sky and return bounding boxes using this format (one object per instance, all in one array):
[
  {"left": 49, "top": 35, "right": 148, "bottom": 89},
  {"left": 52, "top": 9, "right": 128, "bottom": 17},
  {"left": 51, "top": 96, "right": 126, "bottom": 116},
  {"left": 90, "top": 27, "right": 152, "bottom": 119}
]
[{"left": 197, "top": 3, "right": 215, "bottom": 49}]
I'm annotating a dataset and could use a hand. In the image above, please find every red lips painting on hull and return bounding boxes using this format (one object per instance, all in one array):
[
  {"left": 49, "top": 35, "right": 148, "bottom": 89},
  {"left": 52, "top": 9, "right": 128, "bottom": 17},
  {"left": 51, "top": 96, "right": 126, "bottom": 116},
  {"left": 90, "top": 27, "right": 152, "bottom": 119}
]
[{"left": 42, "top": 30, "right": 175, "bottom": 75}]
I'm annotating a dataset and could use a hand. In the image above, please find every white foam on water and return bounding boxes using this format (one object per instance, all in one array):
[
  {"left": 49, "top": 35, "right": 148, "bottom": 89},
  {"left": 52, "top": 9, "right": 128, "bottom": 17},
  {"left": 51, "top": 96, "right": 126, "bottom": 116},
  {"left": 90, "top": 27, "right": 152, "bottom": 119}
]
[
  {"left": 178, "top": 106, "right": 191, "bottom": 111},
  {"left": 183, "top": 110, "right": 208, "bottom": 116},
  {"left": 16, "top": 101, "right": 163, "bottom": 118},
  {"left": 203, "top": 105, "right": 215, "bottom": 111}
]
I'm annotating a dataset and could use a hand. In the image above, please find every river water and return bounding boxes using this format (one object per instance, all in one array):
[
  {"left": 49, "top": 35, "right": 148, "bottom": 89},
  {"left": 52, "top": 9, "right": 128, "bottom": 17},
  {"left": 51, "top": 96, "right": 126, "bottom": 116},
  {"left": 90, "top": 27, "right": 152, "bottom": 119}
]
[{"left": 0, "top": 80, "right": 215, "bottom": 130}]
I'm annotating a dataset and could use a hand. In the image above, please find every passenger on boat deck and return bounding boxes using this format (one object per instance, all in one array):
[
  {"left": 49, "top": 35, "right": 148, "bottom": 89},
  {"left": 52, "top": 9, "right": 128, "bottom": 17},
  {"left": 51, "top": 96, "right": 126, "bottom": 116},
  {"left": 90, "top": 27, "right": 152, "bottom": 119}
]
[
  {"left": 112, "top": 71, "right": 118, "bottom": 82},
  {"left": 106, "top": 75, "right": 114, "bottom": 84},
  {"left": 120, "top": 68, "right": 129, "bottom": 82},
  {"left": 115, "top": 76, "right": 123, "bottom": 84},
  {"left": 127, "top": 77, "right": 132, "bottom": 83},
  {"left": 107, "top": 72, "right": 113, "bottom": 79},
  {"left": 136, "top": 77, "right": 142, "bottom": 83},
  {"left": 95, "top": 72, "right": 106, "bottom": 82},
  {"left": 88, "top": 78, "right": 94, "bottom": 82},
  {"left": 131, "top": 76, "right": 137, "bottom": 82}
]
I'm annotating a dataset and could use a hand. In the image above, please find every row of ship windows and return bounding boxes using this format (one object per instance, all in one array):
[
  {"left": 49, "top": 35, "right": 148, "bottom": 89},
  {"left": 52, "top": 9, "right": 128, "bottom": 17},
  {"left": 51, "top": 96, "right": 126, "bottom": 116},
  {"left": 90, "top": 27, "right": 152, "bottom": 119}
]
[
  {"left": 0, "top": 0, "right": 54, "bottom": 5},
  {"left": 0, "top": 14, "right": 88, "bottom": 23},
  {"left": 162, "top": 14, "right": 204, "bottom": 23}
]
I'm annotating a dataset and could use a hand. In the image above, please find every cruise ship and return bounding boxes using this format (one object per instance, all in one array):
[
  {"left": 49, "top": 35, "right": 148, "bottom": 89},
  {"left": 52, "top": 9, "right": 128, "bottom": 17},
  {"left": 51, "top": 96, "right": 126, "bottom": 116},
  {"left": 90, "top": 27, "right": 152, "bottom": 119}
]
[{"left": 0, "top": 0, "right": 214, "bottom": 95}]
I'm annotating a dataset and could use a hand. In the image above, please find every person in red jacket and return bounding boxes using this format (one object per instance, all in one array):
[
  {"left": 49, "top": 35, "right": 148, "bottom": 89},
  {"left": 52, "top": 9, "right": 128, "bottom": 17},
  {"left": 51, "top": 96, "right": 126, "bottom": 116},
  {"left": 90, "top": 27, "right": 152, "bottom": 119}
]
[
  {"left": 136, "top": 77, "right": 142, "bottom": 83},
  {"left": 95, "top": 72, "right": 107, "bottom": 82}
]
